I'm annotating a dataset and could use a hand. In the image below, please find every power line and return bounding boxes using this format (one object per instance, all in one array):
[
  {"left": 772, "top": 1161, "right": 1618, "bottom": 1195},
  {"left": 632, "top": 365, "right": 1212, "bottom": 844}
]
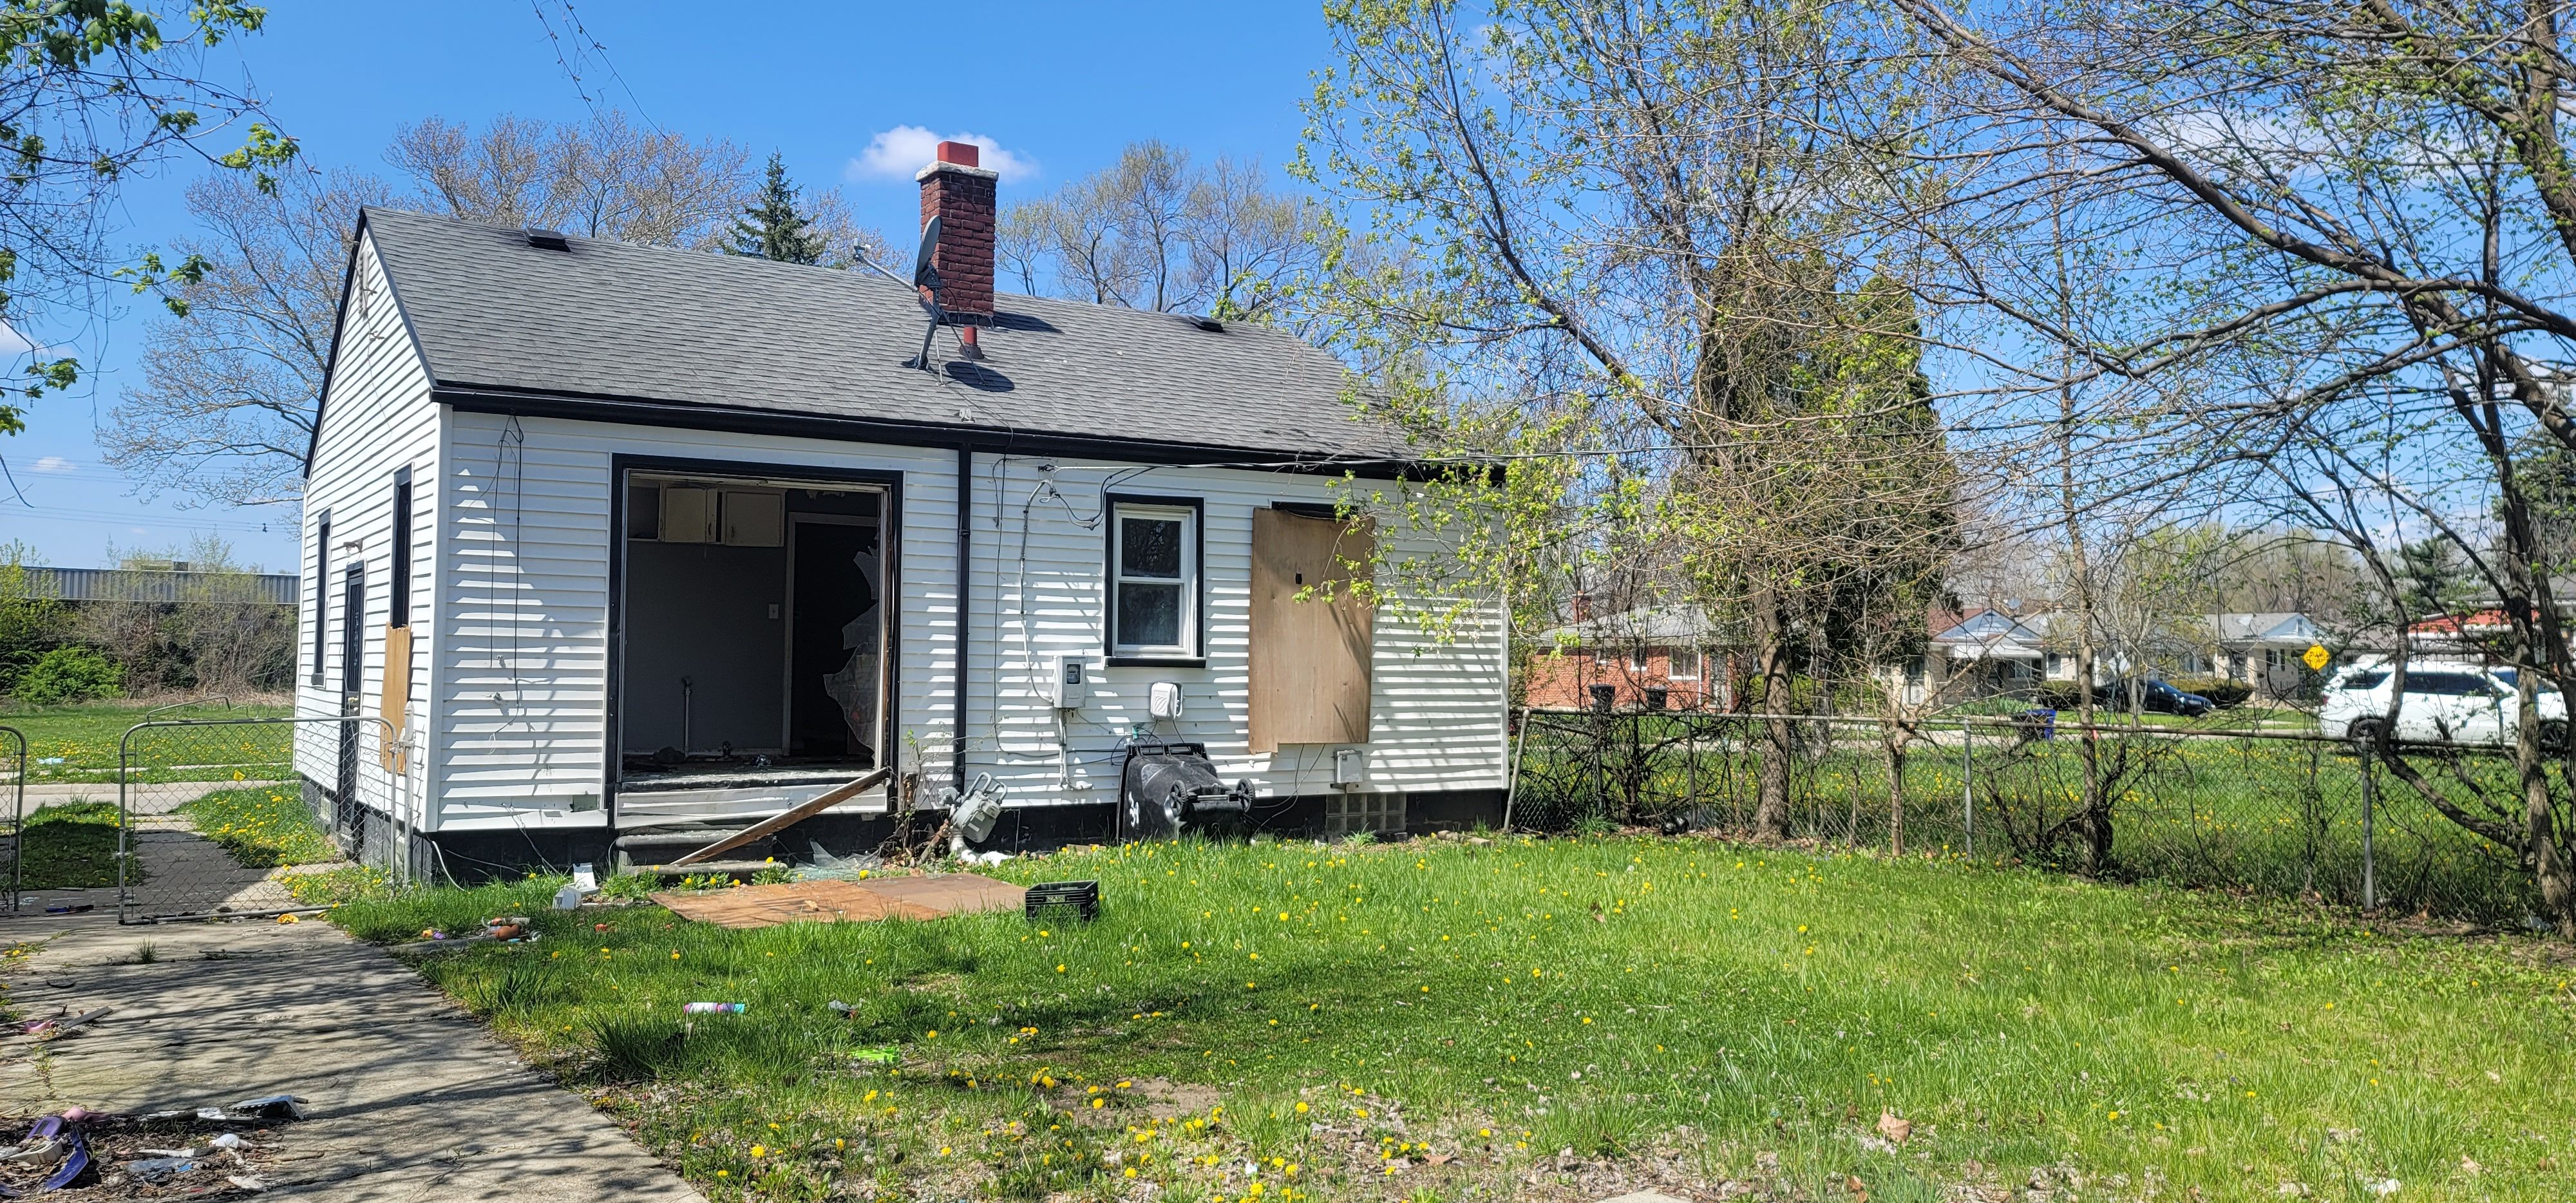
[{"left": 527, "top": 1, "right": 658, "bottom": 129}]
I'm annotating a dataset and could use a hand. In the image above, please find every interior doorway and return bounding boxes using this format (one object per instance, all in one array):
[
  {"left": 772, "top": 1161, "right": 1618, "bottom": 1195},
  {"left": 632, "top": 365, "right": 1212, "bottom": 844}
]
[
  {"left": 617, "top": 468, "right": 891, "bottom": 790},
  {"left": 788, "top": 515, "right": 882, "bottom": 763}
]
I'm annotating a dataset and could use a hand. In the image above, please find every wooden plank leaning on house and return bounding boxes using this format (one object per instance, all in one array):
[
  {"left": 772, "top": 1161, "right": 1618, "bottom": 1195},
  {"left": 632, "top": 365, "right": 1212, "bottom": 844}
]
[{"left": 665, "top": 766, "right": 893, "bottom": 867}]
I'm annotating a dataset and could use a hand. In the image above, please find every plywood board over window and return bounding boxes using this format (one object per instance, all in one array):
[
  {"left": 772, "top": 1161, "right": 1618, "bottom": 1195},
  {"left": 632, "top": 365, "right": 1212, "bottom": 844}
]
[
  {"left": 378, "top": 623, "right": 411, "bottom": 772},
  {"left": 1249, "top": 507, "right": 1374, "bottom": 753}
]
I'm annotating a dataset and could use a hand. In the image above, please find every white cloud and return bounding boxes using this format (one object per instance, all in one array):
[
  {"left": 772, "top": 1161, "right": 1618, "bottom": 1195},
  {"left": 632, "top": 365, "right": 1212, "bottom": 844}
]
[
  {"left": 848, "top": 126, "right": 1038, "bottom": 184},
  {"left": 30, "top": 455, "right": 73, "bottom": 473},
  {"left": 0, "top": 321, "right": 42, "bottom": 357}
]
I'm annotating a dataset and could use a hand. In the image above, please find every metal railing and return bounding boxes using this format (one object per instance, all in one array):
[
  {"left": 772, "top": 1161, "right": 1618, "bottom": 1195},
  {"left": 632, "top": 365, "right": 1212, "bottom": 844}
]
[{"left": 1507, "top": 708, "right": 2546, "bottom": 924}]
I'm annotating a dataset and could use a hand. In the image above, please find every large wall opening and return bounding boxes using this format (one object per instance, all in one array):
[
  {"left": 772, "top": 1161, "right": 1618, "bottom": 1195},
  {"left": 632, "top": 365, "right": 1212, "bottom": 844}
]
[{"left": 618, "top": 469, "right": 889, "bottom": 790}]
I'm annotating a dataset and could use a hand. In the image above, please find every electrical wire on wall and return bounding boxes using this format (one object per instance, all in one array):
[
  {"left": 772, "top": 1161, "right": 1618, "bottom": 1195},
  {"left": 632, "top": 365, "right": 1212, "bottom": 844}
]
[
  {"left": 488, "top": 413, "right": 559, "bottom": 870},
  {"left": 491, "top": 414, "right": 529, "bottom": 731}
]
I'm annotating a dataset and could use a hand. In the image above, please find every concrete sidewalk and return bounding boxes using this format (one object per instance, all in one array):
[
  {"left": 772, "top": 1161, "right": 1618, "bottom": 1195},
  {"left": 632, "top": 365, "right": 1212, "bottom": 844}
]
[{"left": 0, "top": 911, "right": 704, "bottom": 1202}]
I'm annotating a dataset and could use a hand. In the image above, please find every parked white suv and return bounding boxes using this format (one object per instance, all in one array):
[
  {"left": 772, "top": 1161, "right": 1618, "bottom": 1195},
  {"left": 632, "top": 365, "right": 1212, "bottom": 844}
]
[{"left": 2317, "top": 663, "right": 2567, "bottom": 748}]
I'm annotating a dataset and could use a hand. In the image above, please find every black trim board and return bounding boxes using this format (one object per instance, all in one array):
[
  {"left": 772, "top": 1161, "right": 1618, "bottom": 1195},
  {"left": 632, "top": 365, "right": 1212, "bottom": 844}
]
[
  {"left": 605, "top": 454, "right": 905, "bottom": 824},
  {"left": 437, "top": 386, "right": 1432, "bottom": 480},
  {"left": 1104, "top": 493, "right": 1206, "bottom": 661}
]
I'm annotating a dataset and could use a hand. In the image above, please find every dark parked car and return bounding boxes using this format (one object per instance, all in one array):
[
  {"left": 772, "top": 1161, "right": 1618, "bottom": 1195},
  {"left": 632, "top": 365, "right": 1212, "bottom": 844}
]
[{"left": 2074, "top": 677, "right": 2214, "bottom": 717}]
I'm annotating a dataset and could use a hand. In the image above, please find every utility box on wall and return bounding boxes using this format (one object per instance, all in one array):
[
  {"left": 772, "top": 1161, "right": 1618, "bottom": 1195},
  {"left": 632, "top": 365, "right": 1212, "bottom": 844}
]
[{"left": 1038, "top": 655, "right": 1088, "bottom": 709}]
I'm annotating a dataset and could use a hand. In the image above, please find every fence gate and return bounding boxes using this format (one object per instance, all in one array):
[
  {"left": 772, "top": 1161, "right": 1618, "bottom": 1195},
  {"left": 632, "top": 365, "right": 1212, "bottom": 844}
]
[
  {"left": 115, "top": 715, "right": 411, "bottom": 924},
  {"left": 2, "top": 725, "right": 23, "bottom": 913}
]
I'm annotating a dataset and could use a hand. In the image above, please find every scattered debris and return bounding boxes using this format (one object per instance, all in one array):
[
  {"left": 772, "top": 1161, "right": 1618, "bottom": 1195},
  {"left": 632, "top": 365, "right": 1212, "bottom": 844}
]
[
  {"left": 13, "top": 1007, "right": 111, "bottom": 1040},
  {"left": 123, "top": 1155, "right": 199, "bottom": 1183},
  {"left": 1875, "top": 1111, "right": 1912, "bottom": 1145},
  {"left": 682, "top": 1003, "right": 745, "bottom": 1015},
  {"left": 225, "top": 1096, "right": 307, "bottom": 1122},
  {"left": 667, "top": 767, "right": 891, "bottom": 867},
  {"left": 1023, "top": 880, "right": 1101, "bottom": 922},
  {"left": 0, "top": 1113, "right": 91, "bottom": 1193},
  {"left": 801, "top": 842, "right": 885, "bottom": 879}
]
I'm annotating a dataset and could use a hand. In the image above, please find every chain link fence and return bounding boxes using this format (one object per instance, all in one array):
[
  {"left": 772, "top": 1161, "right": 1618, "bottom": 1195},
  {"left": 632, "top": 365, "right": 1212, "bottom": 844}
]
[
  {"left": 106, "top": 714, "right": 414, "bottom": 923},
  {"left": 1508, "top": 708, "right": 2546, "bottom": 924}
]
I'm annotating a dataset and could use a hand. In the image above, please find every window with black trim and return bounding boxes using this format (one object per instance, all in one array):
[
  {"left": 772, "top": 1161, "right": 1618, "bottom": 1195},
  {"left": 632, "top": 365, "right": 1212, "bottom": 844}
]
[
  {"left": 1110, "top": 499, "right": 1198, "bottom": 658},
  {"left": 309, "top": 511, "right": 330, "bottom": 686},
  {"left": 390, "top": 468, "right": 413, "bottom": 627}
]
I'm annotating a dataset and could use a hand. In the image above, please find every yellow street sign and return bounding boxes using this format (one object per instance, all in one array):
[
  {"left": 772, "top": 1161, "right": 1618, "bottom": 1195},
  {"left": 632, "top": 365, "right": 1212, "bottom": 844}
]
[{"left": 2302, "top": 644, "right": 2331, "bottom": 671}]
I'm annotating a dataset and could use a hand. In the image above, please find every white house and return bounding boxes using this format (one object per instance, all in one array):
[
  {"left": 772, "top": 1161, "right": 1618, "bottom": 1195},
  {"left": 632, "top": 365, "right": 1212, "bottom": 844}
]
[{"left": 293, "top": 140, "right": 1508, "bottom": 873}]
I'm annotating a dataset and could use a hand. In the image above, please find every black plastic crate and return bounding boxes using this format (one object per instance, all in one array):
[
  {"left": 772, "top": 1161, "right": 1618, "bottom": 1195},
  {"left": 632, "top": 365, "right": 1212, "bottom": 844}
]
[{"left": 1025, "top": 879, "right": 1100, "bottom": 922}]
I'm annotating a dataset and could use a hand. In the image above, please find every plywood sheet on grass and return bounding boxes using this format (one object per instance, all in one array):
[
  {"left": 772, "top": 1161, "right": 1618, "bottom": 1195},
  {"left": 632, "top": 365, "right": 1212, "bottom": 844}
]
[
  {"left": 652, "top": 873, "right": 1025, "bottom": 930},
  {"left": 852, "top": 872, "right": 1025, "bottom": 916}
]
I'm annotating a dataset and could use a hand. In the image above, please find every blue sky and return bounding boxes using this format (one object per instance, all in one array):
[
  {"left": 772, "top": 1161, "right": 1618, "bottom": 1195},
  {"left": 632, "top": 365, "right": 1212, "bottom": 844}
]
[{"left": 0, "top": 0, "right": 1331, "bottom": 570}]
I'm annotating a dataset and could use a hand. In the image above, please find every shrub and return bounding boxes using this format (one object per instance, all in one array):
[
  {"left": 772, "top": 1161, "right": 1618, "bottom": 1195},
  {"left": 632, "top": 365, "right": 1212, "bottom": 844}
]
[
  {"left": 2172, "top": 676, "right": 2254, "bottom": 708},
  {"left": 12, "top": 646, "right": 124, "bottom": 705}
]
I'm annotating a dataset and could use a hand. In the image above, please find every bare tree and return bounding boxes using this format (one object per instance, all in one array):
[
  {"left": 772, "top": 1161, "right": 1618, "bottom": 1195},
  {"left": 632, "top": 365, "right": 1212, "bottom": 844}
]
[
  {"left": 998, "top": 141, "right": 1322, "bottom": 323},
  {"left": 102, "top": 170, "right": 392, "bottom": 506},
  {"left": 387, "top": 111, "right": 748, "bottom": 248},
  {"left": 1895, "top": 0, "right": 2576, "bottom": 931},
  {"left": 111, "top": 112, "right": 756, "bottom": 509}
]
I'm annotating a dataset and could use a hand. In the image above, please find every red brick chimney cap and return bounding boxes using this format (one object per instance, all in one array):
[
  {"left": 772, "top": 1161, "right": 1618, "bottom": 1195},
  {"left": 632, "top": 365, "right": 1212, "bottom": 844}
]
[{"left": 936, "top": 140, "right": 980, "bottom": 167}]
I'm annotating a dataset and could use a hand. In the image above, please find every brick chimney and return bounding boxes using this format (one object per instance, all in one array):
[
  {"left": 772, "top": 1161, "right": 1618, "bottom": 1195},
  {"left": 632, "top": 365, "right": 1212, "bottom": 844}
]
[
  {"left": 917, "top": 140, "right": 998, "bottom": 350},
  {"left": 1571, "top": 591, "right": 1593, "bottom": 624}
]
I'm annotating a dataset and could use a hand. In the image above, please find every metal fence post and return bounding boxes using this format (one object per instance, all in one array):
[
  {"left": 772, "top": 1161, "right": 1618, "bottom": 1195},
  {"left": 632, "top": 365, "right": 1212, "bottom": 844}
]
[
  {"left": 2, "top": 726, "right": 22, "bottom": 912},
  {"left": 1961, "top": 717, "right": 1975, "bottom": 858},
  {"left": 117, "top": 727, "right": 133, "bottom": 922},
  {"left": 2357, "top": 741, "right": 2378, "bottom": 912}
]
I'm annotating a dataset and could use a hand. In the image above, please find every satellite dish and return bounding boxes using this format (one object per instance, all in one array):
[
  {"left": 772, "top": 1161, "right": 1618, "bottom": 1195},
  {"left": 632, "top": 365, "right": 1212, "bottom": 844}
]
[{"left": 911, "top": 215, "right": 943, "bottom": 292}]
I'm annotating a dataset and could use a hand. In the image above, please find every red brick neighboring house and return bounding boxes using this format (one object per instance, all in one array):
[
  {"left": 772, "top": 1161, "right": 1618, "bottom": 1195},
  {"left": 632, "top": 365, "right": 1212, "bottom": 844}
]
[{"left": 1524, "top": 603, "right": 1732, "bottom": 711}]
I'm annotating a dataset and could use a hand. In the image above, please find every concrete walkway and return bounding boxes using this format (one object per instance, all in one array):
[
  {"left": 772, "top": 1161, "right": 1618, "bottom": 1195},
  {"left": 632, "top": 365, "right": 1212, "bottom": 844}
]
[{"left": 0, "top": 911, "right": 704, "bottom": 1202}]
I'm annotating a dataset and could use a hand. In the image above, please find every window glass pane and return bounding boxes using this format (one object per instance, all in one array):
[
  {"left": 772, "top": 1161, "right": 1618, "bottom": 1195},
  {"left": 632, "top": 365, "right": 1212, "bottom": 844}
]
[
  {"left": 2410, "top": 672, "right": 2483, "bottom": 696},
  {"left": 1121, "top": 516, "right": 1183, "bottom": 578},
  {"left": 1669, "top": 650, "right": 1700, "bottom": 677},
  {"left": 1119, "top": 582, "right": 1182, "bottom": 648}
]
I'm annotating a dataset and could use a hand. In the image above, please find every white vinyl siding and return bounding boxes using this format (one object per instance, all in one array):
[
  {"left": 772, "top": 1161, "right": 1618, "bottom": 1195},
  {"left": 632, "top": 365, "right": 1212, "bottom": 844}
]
[
  {"left": 409, "top": 436, "right": 1508, "bottom": 829},
  {"left": 967, "top": 454, "right": 1508, "bottom": 803},
  {"left": 431, "top": 413, "right": 958, "bottom": 829},
  {"left": 292, "top": 232, "right": 438, "bottom": 824}
]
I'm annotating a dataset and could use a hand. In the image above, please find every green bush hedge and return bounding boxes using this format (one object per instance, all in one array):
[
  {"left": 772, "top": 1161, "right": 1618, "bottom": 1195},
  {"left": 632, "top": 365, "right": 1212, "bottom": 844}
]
[
  {"left": 13, "top": 646, "right": 123, "bottom": 705},
  {"left": 2171, "top": 676, "right": 2253, "bottom": 708}
]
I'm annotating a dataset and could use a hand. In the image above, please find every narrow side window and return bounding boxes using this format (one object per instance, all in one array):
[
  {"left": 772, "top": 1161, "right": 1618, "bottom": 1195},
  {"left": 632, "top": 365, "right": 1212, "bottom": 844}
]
[
  {"left": 390, "top": 468, "right": 413, "bottom": 627},
  {"left": 310, "top": 511, "right": 332, "bottom": 687}
]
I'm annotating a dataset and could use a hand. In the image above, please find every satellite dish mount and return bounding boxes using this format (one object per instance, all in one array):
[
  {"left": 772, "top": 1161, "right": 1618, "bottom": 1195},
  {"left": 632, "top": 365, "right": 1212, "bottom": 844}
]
[{"left": 907, "top": 216, "right": 971, "bottom": 371}]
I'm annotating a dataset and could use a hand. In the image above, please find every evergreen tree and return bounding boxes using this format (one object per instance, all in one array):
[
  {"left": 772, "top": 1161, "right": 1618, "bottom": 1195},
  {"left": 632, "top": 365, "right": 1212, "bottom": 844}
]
[{"left": 728, "top": 153, "right": 829, "bottom": 265}]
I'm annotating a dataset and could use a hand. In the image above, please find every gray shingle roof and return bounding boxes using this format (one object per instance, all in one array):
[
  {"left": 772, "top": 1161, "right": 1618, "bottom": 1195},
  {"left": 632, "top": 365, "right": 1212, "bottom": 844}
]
[{"left": 358, "top": 207, "right": 1411, "bottom": 463}]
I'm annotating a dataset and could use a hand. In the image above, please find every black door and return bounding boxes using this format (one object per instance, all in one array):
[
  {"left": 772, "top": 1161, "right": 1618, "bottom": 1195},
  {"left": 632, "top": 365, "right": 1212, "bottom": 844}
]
[
  {"left": 336, "top": 563, "right": 365, "bottom": 849},
  {"left": 790, "top": 520, "right": 880, "bottom": 762}
]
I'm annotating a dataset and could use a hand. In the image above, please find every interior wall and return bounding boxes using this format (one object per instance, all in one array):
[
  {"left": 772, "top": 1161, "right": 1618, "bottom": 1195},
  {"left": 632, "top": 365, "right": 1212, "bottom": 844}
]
[{"left": 623, "top": 540, "right": 788, "bottom": 753}]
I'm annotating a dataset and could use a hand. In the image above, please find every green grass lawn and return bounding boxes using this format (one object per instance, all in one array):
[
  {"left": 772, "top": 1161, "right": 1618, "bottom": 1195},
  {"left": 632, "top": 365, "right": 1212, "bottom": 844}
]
[
  {"left": 0, "top": 698, "right": 293, "bottom": 786},
  {"left": 178, "top": 785, "right": 339, "bottom": 869},
  {"left": 13, "top": 800, "right": 135, "bottom": 889},
  {"left": 326, "top": 837, "right": 2576, "bottom": 1202}
]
